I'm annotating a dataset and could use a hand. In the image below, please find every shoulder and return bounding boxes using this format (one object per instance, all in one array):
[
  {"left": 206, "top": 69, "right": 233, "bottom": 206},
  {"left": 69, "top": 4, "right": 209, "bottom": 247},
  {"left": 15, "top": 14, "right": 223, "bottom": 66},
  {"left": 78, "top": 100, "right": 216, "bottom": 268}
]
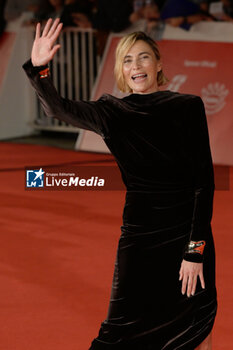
[
  {"left": 103, "top": 91, "right": 202, "bottom": 103},
  {"left": 164, "top": 91, "right": 202, "bottom": 104},
  {"left": 96, "top": 91, "right": 204, "bottom": 111},
  {"left": 161, "top": 92, "right": 204, "bottom": 112}
]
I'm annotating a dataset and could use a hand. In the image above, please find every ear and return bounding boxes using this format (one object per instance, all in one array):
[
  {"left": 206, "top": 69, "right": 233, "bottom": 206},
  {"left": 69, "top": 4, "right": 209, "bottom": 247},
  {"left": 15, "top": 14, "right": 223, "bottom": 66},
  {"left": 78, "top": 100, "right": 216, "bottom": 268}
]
[{"left": 157, "top": 61, "right": 162, "bottom": 72}]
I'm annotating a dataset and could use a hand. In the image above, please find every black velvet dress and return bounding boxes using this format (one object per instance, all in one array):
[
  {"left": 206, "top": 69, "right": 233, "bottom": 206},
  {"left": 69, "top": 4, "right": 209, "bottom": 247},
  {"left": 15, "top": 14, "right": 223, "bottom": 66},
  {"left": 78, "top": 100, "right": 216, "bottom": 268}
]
[{"left": 23, "top": 60, "right": 217, "bottom": 350}]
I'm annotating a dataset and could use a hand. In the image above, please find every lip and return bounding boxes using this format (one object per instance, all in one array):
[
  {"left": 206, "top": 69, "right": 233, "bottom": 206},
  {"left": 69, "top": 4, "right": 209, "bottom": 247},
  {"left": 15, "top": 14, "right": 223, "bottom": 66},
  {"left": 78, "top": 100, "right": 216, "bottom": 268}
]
[
  {"left": 131, "top": 73, "right": 147, "bottom": 79},
  {"left": 131, "top": 73, "right": 147, "bottom": 83}
]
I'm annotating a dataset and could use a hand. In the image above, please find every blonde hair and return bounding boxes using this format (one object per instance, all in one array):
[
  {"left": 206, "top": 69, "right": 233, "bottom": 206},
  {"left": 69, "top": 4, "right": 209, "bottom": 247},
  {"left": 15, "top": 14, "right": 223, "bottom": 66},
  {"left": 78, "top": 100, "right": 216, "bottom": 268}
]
[{"left": 114, "top": 31, "right": 169, "bottom": 93}]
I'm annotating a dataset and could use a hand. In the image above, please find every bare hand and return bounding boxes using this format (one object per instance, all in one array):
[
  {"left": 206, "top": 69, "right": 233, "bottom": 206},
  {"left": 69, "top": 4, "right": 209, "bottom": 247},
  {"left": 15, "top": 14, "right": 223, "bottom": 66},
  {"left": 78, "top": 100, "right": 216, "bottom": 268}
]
[
  {"left": 31, "top": 18, "right": 63, "bottom": 67},
  {"left": 179, "top": 259, "right": 205, "bottom": 297}
]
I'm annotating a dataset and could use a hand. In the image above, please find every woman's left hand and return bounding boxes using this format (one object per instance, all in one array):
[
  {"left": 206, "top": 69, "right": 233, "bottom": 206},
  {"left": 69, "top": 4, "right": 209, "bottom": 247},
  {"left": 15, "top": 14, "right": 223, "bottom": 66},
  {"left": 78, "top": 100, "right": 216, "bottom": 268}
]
[{"left": 179, "top": 259, "right": 205, "bottom": 297}]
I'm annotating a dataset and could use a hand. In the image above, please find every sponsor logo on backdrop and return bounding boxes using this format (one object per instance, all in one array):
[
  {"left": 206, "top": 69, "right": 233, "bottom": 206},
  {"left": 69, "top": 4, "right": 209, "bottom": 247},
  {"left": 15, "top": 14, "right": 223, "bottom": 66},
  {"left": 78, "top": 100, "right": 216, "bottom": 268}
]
[
  {"left": 201, "top": 82, "right": 229, "bottom": 115},
  {"left": 184, "top": 60, "right": 217, "bottom": 68},
  {"left": 167, "top": 75, "right": 187, "bottom": 92}
]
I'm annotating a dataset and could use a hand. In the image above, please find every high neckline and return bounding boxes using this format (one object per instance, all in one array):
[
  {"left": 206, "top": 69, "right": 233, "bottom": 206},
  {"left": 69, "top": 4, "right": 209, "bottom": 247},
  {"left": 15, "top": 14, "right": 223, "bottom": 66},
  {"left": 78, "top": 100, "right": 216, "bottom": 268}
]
[{"left": 123, "top": 90, "right": 171, "bottom": 102}]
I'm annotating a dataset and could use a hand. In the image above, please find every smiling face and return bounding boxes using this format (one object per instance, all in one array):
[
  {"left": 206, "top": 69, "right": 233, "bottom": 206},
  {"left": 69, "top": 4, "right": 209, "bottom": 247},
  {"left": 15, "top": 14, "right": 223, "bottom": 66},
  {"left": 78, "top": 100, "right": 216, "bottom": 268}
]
[{"left": 122, "top": 40, "right": 162, "bottom": 94}]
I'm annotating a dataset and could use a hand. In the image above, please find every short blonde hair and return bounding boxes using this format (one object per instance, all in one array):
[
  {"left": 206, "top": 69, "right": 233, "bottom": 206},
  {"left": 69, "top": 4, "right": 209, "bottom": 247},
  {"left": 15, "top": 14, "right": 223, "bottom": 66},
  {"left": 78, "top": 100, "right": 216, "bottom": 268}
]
[{"left": 114, "top": 31, "right": 169, "bottom": 93}]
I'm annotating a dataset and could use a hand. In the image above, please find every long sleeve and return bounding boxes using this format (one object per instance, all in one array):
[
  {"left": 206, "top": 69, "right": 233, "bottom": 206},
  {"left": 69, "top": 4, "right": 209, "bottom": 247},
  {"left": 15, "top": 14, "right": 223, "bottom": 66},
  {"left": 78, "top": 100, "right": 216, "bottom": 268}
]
[
  {"left": 183, "top": 96, "right": 215, "bottom": 263},
  {"left": 22, "top": 59, "right": 110, "bottom": 137}
]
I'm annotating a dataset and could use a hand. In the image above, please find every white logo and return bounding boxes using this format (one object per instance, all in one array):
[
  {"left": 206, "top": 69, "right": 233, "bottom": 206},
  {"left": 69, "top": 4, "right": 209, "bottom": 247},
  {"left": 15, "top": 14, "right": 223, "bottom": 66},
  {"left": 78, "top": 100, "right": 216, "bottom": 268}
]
[
  {"left": 201, "top": 83, "right": 229, "bottom": 115},
  {"left": 167, "top": 75, "right": 187, "bottom": 92},
  {"left": 184, "top": 60, "right": 217, "bottom": 68}
]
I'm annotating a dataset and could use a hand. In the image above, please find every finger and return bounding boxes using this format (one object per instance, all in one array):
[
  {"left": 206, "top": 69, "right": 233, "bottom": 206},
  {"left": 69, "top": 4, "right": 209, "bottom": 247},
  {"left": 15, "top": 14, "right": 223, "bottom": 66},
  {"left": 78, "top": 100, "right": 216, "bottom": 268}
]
[
  {"left": 50, "top": 23, "right": 63, "bottom": 45},
  {"left": 47, "top": 18, "right": 61, "bottom": 38},
  {"left": 199, "top": 271, "right": 205, "bottom": 289},
  {"left": 191, "top": 275, "right": 197, "bottom": 296},
  {"left": 186, "top": 274, "right": 194, "bottom": 297},
  {"left": 49, "top": 44, "right": 61, "bottom": 60},
  {"left": 181, "top": 274, "right": 188, "bottom": 295},
  {"left": 35, "top": 22, "right": 41, "bottom": 40},
  {"left": 179, "top": 262, "right": 184, "bottom": 281},
  {"left": 42, "top": 18, "right": 53, "bottom": 37}
]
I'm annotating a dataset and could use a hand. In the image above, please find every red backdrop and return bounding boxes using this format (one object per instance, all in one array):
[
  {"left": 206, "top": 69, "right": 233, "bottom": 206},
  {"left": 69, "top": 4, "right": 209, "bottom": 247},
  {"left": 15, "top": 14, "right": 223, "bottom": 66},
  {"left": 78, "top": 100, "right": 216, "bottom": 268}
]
[{"left": 80, "top": 36, "right": 233, "bottom": 166}]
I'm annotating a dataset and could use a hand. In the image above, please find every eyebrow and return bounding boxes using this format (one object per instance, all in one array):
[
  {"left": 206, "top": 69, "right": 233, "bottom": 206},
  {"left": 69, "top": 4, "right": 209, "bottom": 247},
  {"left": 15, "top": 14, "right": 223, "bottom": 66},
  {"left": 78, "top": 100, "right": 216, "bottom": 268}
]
[{"left": 124, "top": 51, "right": 151, "bottom": 59}]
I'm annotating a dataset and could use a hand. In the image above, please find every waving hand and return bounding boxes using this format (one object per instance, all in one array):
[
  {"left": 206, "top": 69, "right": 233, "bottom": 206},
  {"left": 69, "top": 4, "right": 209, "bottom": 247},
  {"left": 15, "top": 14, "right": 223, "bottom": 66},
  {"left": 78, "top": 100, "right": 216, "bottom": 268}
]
[{"left": 31, "top": 18, "right": 63, "bottom": 67}]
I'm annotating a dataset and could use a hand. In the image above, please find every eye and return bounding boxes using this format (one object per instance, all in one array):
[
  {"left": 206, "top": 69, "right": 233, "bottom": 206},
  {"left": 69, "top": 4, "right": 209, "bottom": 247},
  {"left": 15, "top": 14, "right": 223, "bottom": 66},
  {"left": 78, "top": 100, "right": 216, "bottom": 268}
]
[
  {"left": 123, "top": 59, "right": 132, "bottom": 64},
  {"left": 141, "top": 55, "right": 149, "bottom": 59}
]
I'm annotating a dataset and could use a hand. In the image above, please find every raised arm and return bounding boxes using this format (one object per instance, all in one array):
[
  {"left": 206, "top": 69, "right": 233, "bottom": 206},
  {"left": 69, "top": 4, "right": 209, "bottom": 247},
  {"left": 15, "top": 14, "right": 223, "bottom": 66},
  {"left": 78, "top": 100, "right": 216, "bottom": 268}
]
[{"left": 23, "top": 18, "right": 110, "bottom": 137}]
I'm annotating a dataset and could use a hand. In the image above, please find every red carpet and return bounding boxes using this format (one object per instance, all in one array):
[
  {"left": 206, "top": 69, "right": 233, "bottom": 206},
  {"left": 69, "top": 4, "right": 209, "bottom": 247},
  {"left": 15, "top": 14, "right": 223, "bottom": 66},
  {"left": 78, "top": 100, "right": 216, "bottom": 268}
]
[{"left": 0, "top": 142, "right": 232, "bottom": 350}]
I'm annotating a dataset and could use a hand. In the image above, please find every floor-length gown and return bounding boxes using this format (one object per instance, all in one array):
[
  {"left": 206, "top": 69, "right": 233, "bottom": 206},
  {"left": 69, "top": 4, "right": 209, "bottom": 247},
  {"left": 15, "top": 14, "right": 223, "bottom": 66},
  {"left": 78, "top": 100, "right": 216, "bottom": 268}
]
[{"left": 23, "top": 59, "right": 217, "bottom": 350}]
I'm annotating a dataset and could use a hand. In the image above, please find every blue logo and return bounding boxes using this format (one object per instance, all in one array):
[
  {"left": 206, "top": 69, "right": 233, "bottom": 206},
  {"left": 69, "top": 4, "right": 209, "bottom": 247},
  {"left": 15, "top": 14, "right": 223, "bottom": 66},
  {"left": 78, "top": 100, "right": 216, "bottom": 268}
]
[{"left": 26, "top": 168, "right": 45, "bottom": 188}]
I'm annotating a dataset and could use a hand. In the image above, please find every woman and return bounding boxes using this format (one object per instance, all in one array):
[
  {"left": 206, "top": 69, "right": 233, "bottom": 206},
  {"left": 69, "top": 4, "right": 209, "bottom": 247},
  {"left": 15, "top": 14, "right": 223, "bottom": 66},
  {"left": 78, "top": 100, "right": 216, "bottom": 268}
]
[{"left": 23, "top": 18, "right": 217, "bottom": 350}]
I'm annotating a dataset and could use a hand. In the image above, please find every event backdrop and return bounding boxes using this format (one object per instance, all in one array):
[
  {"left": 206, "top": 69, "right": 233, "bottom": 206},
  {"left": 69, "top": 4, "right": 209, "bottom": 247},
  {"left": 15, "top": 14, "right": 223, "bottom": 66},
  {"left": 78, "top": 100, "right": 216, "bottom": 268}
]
[{"left": 78, "top": 35, "right": 233, "bottom": 166}]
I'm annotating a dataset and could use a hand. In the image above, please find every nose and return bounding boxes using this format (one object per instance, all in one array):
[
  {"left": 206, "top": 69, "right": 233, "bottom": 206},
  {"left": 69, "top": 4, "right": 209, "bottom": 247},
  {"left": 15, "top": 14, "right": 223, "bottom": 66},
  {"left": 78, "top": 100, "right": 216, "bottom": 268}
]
[{"left": 132, "top": 57, "right": 141, "bottom": 70}]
